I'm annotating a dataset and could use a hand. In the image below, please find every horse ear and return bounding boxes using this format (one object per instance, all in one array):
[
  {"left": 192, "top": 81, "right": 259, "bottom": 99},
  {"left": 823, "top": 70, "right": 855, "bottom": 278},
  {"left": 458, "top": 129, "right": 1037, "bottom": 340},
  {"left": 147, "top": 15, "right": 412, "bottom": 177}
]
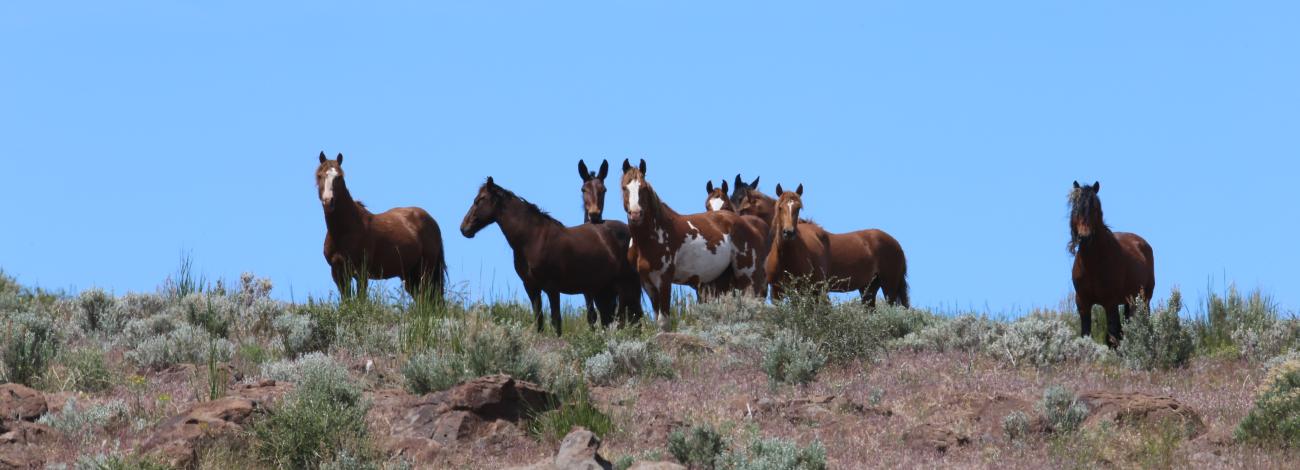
[
  {"left": 751, "top": 176, "right": 760, "bottom": 189},
  {"left": 622, "top": 159, "right": 633, "bottom": 173},
  {"left": 775, "top": 183, "right": 784, "bottom": 196},
  {"left": 706, "top": 181, "right": 715, "bottom": 193},
  {"left": 1093, "top": 182, "right": 1101, "bottom": 193},
  {"left": 1073, "top": 181, "right": 1081, "bottom": 189},
  {"left": 319, "top": 151, "right": 327, "bottom": 164},
  {"left": 597, "top": 160, "right": 609, "bottom": 179},
  {"left": 639, "top": 159, "right": 647, "bottom": 175},
  {"left": 796, "top": 184, "right": 804, "bottom": 196},
  {"left": 335, "top": 153, "right": 343, "bottom": 165},
  {"left": 721, "top": 180, "right": 728, "bottom": 194},
  {"left": 486, "top": 176, "right": 494, "bottom": 187},
  {"left": 578, "top": 160, "right": 591, "bottom": 181},
  {"left": 734, "top": 174, "right": 744, "bottom": 189}
]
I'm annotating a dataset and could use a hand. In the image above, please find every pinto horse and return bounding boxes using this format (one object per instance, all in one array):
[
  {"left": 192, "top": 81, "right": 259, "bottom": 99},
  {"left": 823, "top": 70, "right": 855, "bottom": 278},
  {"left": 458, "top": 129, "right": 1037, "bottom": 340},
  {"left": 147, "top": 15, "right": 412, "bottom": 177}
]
[
  {"left": 621, "top": 160, "right": 767, "bottom": 328},
  {"left": 461, "top": 177, "right": 638, "bottom": 335},
  {"left": 1069, "top": 181, "right": 1155, "bottom": 348},
  {"left": 766, "top": 184, "right": 910, "bottom": 307},
  {"left": 578, "top": 159, "right": 644, "bottom": 325},
  {"left": 315, "top": 152, "right": 447, "bottom": 300}
]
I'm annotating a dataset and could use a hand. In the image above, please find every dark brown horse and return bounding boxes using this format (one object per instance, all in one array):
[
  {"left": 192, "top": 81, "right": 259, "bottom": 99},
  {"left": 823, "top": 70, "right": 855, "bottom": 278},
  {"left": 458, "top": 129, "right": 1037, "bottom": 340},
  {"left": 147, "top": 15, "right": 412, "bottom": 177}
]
[
  {"left": 1069, "top": 181, "right": 1155, "bottom": 348},
  {"left": 730, "top": 174, "right": 777, "bottom": 225},
  {"left": 315, "top": 152, "right": 446, "bottom": 299},
  {"left": 461, "top": 177, "right": 638, "bottom": 335},
  {"left": 579, "top": 159, "right": 644, "bottom": 325},
  {"left": 621, "top": 160, "right": 767, "bottom": 328},
  {"left": 765, "top": 184, "right": 910, "bottom": 307}
]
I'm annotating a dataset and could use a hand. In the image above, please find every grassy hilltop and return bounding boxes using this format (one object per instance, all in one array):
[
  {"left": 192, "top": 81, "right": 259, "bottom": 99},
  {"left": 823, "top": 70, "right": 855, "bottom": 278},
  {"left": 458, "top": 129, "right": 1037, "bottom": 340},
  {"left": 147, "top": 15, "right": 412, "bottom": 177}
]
[{"left": 1, "top": 266, "right": 1299, "bottom": 469}]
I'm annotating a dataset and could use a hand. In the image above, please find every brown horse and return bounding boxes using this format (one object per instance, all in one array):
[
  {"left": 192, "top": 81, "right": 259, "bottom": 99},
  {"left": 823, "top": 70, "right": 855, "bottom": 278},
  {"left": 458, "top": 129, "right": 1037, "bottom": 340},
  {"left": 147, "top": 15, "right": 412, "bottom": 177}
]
[
  {"left": 766, "top": 184, "right": 910, "bottom": 307},
  {"left": 579, "top": 159, "right": 644, "bottom": 325},
  {"left": 1069, "top": 181, "right": 1155, "bottom": 348},
  {"left": 705, "top": 180, "right": 735, "bottom": 212},
  {"left": 315, "top": 152, "right": 446, "bottom": 300},
  {"left": 730, "top": 174, "right": 777, "bottom": 225},
  {"left": 621, "top": 160, "right": 767, "bottom": 328},
  {"left": 461, "top": 177, "right": 638, "bottom": 335}
]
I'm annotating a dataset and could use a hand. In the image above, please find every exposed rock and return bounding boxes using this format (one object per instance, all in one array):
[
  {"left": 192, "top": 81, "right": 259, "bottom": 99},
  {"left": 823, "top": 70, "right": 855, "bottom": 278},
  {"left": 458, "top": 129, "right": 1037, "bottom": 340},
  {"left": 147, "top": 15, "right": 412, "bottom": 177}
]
[
  {"left": 370, "top": 375, "right": 556, "bottom": 463},
  {"left": 904, "top": 422, "right": 970, "bottom": 453},
  {"left": 507, "top": 428, "right": 613, "bottom": 470},
  {"left": 653, "top": 333, "right": 714, "bottom": 355},
  {"left": 138, "top": 397, "right": 257, "bottom": 468},
  {"left": 0, "top": 422, "right": 56, "bottom": 446},
  {"left": 229, "top": 379, "right": 294, "bottom": 407},
  {"left": 1079, "top": 391, "right": 1205, "bottom": 438},
  {"left": 0, "top": 385, "right": 46, "bottom": 423},
  {"left": 0, "top": 447, "right": 41, "bottom": 470}
]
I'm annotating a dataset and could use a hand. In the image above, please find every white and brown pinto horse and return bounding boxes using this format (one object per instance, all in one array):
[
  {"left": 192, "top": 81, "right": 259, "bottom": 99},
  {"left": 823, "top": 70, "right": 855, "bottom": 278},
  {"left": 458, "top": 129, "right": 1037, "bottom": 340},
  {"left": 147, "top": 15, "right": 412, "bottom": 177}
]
[{"left": 621, "top": 160, "right": 767, "bottom": 327}]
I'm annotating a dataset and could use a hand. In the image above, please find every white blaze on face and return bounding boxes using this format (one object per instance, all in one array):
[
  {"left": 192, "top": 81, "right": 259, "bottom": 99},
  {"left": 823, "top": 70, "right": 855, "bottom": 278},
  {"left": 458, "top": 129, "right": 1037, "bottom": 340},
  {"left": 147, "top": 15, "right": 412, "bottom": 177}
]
[
  {"left": 625, "top": 179, "right": 642, "bottom": 215},
  {"left": 321, "top": 168, "right": 340, "bottom": 202},
  {"left": 709, "top": 197, "right": 726, "bottom": 212}
]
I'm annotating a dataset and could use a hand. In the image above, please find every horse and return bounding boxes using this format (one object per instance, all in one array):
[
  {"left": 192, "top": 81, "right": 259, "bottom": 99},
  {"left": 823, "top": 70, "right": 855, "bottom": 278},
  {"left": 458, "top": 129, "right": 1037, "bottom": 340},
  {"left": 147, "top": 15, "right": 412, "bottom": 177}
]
[
  {"left": 315, "top": 152, "right": 447, "bottom": 300},
  {"left": 705, "top": 180, "right": 735, "bottom": 212},
  {"left": 766, "top": 184, "right": 910, "bottom": 307},
  {"left": 1069, "top": 181, "right": 1155, "bottom": 348},
  {"left": 729, "top": 174, "right": 776, "bottom": 225},
  {"left": 621, "top": 159, "right": 767, "bottom": 328},
  {"left": 579, "top": 159, "right": 644, "bottom": 326},
  {"left": 461, "top": 177, "right": 638, "bottom": 336}
]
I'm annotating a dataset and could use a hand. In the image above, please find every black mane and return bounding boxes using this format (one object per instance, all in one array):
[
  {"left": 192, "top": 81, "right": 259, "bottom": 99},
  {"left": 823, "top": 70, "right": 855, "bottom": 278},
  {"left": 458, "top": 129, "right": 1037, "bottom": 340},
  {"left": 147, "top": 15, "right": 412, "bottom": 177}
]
[{"left": 487, "top": 181, "right": 564, "bottom": 228}]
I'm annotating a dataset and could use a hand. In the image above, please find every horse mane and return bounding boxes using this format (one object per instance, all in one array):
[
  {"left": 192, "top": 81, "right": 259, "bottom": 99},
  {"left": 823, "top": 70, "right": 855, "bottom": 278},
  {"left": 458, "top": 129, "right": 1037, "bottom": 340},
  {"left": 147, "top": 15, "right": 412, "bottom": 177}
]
[
  {"left": 487, "top": 181, "right": 564, "bottom": 228},
  {"left": 1067, "top": 187, "right": 1110, "bottom": 254}
]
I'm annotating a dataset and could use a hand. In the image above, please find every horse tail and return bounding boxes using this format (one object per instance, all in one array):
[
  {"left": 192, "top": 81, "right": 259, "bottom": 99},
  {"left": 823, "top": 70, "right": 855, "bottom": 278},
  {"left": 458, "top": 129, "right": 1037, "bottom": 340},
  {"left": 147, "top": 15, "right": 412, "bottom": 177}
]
[{"left": 893, "top": 241, "right": 911, "bottom": 308}]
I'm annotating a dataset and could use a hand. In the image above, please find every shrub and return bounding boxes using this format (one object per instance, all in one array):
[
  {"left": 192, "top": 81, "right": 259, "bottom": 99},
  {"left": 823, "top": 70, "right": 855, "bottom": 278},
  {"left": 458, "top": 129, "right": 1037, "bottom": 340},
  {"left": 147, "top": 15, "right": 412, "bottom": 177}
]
[
  {"left": 1233, "top": 319, "right": 1300, "bottom": 363},
  {"left": 895, "top": 314, "right": 1005, "bottom": 353},
  {"left": 1119, "top": 291, "right": 1194, "bottom": 370},
  {"left": 583, "top": 338, "right": 674, "bottom": 386},
  {"left": 120, "top": 313, "right": 181, "bottom": 347},
  {"left": 991, "top": 313, "right": 1109, "bottom": 368},
  {"left": 73, "top": 451, "right": 171, "bottom": 470},
  {"left": 1235, "top": 357, "right": 1300, "bottom": 447},
  {"left": 1003, "top": 411, "right": 1030, "bottom": 441},
  {"left": 760, "top": 330, "right": 825, "bottom": 387},
  {"left": 668, "top": 423, "right": 726, "bottom": 469},
  {"left": 126, "top": 324, "right": 234, "bottom": 370},
  {"left": 1039, "top": 385, "right": 1089, "bottom": 434},
  {"left": 721, "top": 437, "right": 827, "bottom": 470},
  {"left": 2, "top": 312, "right": 60, "bottom": 386},
  {"left": 274, "top": 312, "right": 327, "bottom": 358},
  {"left": 38, "top": 397, "right": 129, "bottom": 444},
  {"left": 177, "top": 294, "right": 235, "bottom": 339},
  {"left": 768, "top": 287, "right": 935, "bottom": 364},
  {"left": 76, "top": 289, "right": 129, "bottom": 335},
  {"left": 260, "top": 352, "right": 344, "bottom": 384},
  {"left": 60, "top": 348, "right": 115, "bottom": 393},
  {"left": 119, "top": 293, "right": 169, "bottom": 320},
  {"left": 528, "top": 399, "right": 614, "bottom": 442},
  {"left": 403, "top": 322, "right": 541, "bottom": 394},
  {"left": 252, "top": 355, "right": 372, "bottom": 469},
  {"left": 1191, "top": 285, "right": 1293, "bottom": 357}
]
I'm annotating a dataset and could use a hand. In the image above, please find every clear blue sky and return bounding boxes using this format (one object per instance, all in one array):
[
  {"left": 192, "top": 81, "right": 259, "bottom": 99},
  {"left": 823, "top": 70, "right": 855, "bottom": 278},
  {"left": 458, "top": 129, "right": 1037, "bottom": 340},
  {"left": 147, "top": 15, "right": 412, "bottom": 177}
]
[{"left": 2, "top": 1, "right": 1296, "bottom": 315}]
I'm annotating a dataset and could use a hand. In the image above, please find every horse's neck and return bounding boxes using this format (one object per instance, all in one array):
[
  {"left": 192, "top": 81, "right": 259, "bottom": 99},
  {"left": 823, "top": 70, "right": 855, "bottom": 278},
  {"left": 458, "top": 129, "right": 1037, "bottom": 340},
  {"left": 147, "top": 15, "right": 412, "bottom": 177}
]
[
  {"left": 1077, "top": 225, "right": 1120, "bottom": 263},
  {"left": 633, "top": 190, "right": 682, "bottom": 241},
  {"left": 324, "top": 186, "right": 369, "bottom": 239},
  {"left": 754, "top": 196, "right": 776, "bottom": 225},
  {"left": 495, "top": 197, "right": 560, "bottom": 252}
]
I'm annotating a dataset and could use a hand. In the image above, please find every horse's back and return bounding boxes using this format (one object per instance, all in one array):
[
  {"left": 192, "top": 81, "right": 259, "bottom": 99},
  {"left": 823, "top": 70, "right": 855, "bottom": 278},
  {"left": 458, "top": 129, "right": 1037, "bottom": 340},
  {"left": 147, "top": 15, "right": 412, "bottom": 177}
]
[{"left": 1115, "top": 231, "right": 1155, "bottom": 294}]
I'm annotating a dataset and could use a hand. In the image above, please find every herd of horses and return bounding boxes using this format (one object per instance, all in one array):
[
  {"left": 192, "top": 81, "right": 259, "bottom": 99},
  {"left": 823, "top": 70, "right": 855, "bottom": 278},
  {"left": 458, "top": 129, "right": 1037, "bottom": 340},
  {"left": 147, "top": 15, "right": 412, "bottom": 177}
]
[{"left": 314, "top": 153, "right": 1155, "bottom": 347}]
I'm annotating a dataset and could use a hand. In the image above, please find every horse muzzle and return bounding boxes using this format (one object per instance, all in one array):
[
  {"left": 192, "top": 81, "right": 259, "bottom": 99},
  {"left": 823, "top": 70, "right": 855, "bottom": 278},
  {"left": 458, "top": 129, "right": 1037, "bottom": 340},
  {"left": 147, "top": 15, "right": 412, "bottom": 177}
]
[
  {"left": 587, "top": 212, "right": 604, "bottom": 224},
  {"left": 781, "top": 229, "right": 796, "bottom": 241},
  {"left": 627, "top": 211, "right": 643, "bottom": 226}
]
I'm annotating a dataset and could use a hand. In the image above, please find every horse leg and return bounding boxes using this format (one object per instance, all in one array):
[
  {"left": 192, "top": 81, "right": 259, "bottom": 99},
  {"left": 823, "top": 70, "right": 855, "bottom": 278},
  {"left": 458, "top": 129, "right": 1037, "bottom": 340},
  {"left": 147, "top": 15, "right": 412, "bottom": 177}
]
[
  {"left": 646, "top": 280, "right": 672, "bottom": 331},
  {"left": 583, "top": 295, "right": 598, "bottom": 328},
  {"left": 1077, "top": 297, "right": 1093, "bottom": 339},
  {"left": 619, "top": 278, "right": 644, "bottom": 326},
  {"left": 1105, "top": 303, "right": 1123, "bottom": 348},
  {"left": 526, "top": 286, "right": 544, "bottom": 333},
  {"left": 331, "top": 263, "right": 352, "bottom": 299},
  {"left": 861, "top": 276, "right": 882, "bottom": 309},
  {"left": 547, "top": 290, "right": 563, "bottom": 337},
  {"left": 596, "top": 290, "right": 617, "bottom": 328}
]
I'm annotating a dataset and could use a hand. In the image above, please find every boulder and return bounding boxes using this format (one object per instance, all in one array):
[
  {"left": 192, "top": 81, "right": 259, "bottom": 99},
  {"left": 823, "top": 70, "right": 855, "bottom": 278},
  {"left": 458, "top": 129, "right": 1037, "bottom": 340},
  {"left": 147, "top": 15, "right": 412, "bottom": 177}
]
[
  {"left": 506, "top": 428, "right": 613, "bottom": 470},
  {"left": 0, "top": 385, "right": 45, "bottom": 423},
  {"left": 138, "top": 397, "right": 257, "bottom": 468},
  {"left": 1079, "top": 391, "right": 1205, "bottom": 438}
]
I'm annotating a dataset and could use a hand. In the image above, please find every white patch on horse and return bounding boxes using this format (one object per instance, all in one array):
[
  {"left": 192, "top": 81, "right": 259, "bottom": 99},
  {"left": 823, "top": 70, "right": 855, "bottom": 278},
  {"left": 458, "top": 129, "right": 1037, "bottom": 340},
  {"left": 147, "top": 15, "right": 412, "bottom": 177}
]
[
  {"left": 648, "top": 254, "right": 672, "bottom": 292},
  {"left": 733, "top": 247, "right": 758, "bottom": 279},
  {"left": 674, "top": 222, "right": 733, "bottom": 284},
  {"left": 321, "top": 168, "right": 339, "bottom": 202},
  {"left": 625, "top": 179, "right": 642, "bottom": 215},
  {"left": 709, "top": 197, "right": 726, "bottom": 211}
]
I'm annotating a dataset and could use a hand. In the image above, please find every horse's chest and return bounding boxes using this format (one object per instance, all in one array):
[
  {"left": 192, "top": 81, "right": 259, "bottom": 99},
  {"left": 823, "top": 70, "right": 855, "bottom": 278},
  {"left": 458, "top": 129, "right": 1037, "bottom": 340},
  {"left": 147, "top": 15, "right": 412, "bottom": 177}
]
[{"left": 670, "top": 231, "right": 733, "bottom": 283}]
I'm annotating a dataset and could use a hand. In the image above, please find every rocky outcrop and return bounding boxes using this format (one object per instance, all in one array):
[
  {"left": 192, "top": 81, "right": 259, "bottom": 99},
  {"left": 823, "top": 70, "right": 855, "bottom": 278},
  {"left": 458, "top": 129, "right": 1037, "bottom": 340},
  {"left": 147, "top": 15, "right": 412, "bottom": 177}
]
[
  {"left": 1079, "top": 391, "right": 1205, "bottom": 438},
  {"left": 370, "top": 375, "right": 556, "bottom": 463},
  {"left": 0, "top": 384, "right": 53, "bottom": 470},
  {"left": 0, "top": 385, "right": 45, "bottom": 423},
  {"left": 137, "top": 380, "right": 290, "bottom": 468},
  {"left": 506, "top": 428, "right": 613, "bottom": 470}
]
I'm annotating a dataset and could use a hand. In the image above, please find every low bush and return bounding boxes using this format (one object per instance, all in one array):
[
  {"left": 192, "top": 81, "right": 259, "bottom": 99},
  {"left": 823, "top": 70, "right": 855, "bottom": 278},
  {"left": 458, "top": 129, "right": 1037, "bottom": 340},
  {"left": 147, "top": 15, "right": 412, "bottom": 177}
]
[
  {"left": 126, "top": 324, "right": 234, "bottom": 370},
  {"left": 1039, "top": 385, "right": 1089, "bottom": 434},
  {"left": 1003, "top": 411, "right": 1031, "bottom": 441},
  {"left": 273, "top": 312, "right": 328, "bottom": 358},
  {"left": 76, "top": 288, "right": 129, "bottom": 335},
  {"left": 59, "top": 348, "right": 115, "bottom": 393},
  {"left": 760, "top": 330, "right": 825, "bottom": 387},
  {"left": 721, "top": 436, "right": 827, "bottom": 470},
  {"left": 668, "top": 423, "right": 727, "bottom": 469},
  {"left": 991, "top": 313, "right": 1109, "bottom": 368},
  {"left": 895, "top": 314, "right": 1005, "bottom": 354},
  {"left": 260, "top": 352, "right": 343, "bottom": 384},
  {"left": 1235, "top": 356, "right": 1300, "bottom": 447},
  {"left": 583, "top": 337, "right": 674, "bottom": 386},
  {"left": 403, "top": 321, "right": 541, "bottom": 394},
  {"left": 251, "top": 354, "right": 373, "bottom": 469},
  {"left": 2, "top": 311, "right": 60, "bottom": 386},
  {"left": 1119, "top": 291, "right": 1194, "bottom": 370},
  {"left": 38, "top": 397, "right": 129, "bottom": 444}
]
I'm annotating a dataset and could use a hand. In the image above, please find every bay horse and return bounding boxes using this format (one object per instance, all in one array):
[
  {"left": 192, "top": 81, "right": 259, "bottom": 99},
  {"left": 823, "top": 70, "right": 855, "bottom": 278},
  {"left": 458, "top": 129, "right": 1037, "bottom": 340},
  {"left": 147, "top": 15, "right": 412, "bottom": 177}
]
[
  {"left": 621, "top": 159, "right": 767, "bottom": 328},
  {"left": 1069, "top": 181, "right": 1155, "bottom": 348},
  {"left": 705, "top": 180, "right": 735, "bottom": 212},
  {"left": 461, "top": 177, "right": 637, "bottom": 335},
  {"left": 766, "top": 184, "right": 910, "bottom": 307},
  {"left": 579, "top": 159, "right": 644, "bottom": 325},
  {"left": 729, "top": 174, "right": 777, "bottom": 225},
  {"left": 315, "top": 152, "right": 447, "bottom": 300}
]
